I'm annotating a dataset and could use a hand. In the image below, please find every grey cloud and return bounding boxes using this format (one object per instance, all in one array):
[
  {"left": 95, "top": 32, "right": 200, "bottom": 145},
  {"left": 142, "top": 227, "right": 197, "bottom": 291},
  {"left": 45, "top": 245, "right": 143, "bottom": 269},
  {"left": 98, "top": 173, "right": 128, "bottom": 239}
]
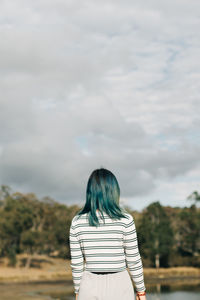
[{"left": 0, "top": 0, "right": 200, "bottom": 210}]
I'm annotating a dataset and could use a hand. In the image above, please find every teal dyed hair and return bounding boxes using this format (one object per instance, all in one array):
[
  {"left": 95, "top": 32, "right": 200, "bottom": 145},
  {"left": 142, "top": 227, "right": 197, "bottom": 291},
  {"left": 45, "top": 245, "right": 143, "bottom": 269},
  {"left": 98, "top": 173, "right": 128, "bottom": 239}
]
[{"left": 76, "top": 168, "right": 129, "bottom": 227}]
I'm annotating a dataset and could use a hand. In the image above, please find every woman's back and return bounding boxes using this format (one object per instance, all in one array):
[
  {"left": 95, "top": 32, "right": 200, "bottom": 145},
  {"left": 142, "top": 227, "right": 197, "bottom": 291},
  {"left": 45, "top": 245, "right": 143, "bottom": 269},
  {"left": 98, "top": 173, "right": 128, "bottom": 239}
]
[
  {"left": 72, "top": 210, "right": 129, "bottom": 271},
  {"left": 70, "top": 209, "right": 146, "bottom": 293}
]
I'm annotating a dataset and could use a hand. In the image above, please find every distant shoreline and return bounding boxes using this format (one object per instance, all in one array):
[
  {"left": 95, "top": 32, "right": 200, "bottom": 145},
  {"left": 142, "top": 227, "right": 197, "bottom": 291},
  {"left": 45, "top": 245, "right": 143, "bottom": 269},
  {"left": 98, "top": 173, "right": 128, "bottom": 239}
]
[
  {"left": 144, "top": 266, "right": 200, "bottom": 277},
  {"left": 0, "top": 266, "right": 200, "bottom": 284}
]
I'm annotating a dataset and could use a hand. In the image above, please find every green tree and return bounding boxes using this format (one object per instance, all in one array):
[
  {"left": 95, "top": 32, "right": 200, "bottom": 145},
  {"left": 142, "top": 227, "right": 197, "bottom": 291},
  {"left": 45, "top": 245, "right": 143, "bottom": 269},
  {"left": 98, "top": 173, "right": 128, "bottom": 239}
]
[
  {"left": 187, "top": 191, "right": 200, "bottom": 205},
  {"left": 178, "top": 205, "right": 200, "bottom": 259},
  {"left": 7, "top": 245, "right": 17, "bottom": 267},
  {"left": 0, "top": 185, "right": 12, "bottom": 207},
  {"left": 0, "top": 192, "right": 35, "bottom": 260},
  {"left": 138, "top": 201, "right": 174, "bottom": 268}
]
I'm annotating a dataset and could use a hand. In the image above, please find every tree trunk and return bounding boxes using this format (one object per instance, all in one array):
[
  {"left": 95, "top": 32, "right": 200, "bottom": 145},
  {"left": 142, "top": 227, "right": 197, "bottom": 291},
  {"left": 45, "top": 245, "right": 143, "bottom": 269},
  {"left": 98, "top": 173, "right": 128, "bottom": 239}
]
[
  {"left": 155, "top": 253, "right": 160, "bottom": 269},
  {"left": 25, "top": 254, "right": 32, "bottom": 269}
]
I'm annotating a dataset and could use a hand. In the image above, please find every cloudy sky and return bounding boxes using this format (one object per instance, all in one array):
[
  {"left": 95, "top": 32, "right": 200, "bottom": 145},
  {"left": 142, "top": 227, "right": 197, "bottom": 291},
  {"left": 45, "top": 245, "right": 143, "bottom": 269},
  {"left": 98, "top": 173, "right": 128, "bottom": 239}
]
[{"left": 0, "top": 0, "right": 200, "bottom": 211}]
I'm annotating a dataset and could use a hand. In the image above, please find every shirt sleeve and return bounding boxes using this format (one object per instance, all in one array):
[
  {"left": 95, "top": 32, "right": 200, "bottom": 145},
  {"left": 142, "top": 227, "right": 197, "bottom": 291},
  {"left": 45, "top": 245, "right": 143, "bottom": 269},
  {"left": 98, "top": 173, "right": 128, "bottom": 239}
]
[
  {"left": 123, "top": 214, "right": 146, "bottom": 292},
  {"left": 69, "top": 220, "right": 84, "bottom": 294}
]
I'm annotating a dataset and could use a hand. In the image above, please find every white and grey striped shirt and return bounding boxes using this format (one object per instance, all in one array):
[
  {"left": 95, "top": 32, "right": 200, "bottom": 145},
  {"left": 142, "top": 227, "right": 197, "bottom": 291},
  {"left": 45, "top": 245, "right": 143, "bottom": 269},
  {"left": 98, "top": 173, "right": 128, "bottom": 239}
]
[{"left": 69, "top": 210, "right": 146, "bottom": 294}]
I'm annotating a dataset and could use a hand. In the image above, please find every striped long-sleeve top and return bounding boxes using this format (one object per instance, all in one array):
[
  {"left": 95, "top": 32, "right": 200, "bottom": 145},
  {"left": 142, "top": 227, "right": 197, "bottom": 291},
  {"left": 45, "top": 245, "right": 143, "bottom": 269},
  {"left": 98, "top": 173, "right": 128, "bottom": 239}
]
[{"left": 69, "top": 210, "right": 146, "bottom": 294}]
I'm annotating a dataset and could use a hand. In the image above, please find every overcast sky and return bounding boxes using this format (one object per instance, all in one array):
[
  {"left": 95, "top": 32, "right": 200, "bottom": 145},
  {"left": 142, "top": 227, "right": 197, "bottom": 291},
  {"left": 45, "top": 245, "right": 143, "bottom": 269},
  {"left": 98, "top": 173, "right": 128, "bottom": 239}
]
[{"left": 0, "top": 0, "right": 200, "bottom": 211}]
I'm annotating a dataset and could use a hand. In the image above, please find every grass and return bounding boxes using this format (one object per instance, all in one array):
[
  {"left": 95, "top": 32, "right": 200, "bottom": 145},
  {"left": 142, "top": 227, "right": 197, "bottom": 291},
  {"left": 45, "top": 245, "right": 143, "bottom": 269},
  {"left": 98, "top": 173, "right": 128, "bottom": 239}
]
[
  {"left": 144, "top": 267, "right": 200, "bottom": 277},
  {"left": 0, "top": 255, "right": 200, "bottom": 283}
]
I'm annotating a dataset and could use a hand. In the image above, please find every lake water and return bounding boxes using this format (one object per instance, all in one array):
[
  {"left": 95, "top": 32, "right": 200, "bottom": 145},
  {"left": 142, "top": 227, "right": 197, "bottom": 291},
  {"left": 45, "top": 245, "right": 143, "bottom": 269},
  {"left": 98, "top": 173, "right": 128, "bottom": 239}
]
[
  {"left": 0, "top": 280, "right": 199, "bottom": 299},
  {"left": 148, "top": 291, "right": 200, "bottom": 300},
  {"left": 146, "top": 282, "right": 200, "bottom": 300}
]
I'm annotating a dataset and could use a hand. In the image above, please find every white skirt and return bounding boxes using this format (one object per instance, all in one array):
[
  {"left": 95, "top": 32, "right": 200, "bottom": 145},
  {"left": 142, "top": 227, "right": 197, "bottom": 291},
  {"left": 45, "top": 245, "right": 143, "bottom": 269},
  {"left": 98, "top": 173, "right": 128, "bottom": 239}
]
[{"left": 78, "top": 269, "right": 135, "bottom": 300}]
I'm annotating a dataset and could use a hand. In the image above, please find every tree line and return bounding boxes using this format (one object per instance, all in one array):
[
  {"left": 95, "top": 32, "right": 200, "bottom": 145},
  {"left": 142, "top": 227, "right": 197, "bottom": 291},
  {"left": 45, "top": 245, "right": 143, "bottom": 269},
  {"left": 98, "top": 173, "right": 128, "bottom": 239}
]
[{"left": 0, "top": 185, "right": 199, "bottom": 268}]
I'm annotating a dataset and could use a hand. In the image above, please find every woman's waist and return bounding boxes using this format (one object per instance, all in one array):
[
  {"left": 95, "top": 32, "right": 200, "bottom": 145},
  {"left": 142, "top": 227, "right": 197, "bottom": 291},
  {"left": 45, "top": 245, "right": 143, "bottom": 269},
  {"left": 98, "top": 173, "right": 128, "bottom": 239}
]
[{"left": 84, "top": 264, "right": 127, "bottom": 273}]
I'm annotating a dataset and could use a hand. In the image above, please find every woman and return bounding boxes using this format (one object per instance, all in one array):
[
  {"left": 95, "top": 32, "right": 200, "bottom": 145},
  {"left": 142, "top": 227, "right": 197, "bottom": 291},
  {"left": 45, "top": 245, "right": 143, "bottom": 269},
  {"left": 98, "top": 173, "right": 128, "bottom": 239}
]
[{"left": 69, "top": 168, "right": 146, "bottom": 300}]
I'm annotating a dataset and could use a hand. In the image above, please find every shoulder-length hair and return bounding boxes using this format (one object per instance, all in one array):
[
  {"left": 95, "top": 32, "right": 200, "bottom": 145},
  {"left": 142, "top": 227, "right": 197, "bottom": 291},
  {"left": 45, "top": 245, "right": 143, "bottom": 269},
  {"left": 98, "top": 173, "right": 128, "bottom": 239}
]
[{"left": 75, "top": 168, "right": 129, "bottom": 227}]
